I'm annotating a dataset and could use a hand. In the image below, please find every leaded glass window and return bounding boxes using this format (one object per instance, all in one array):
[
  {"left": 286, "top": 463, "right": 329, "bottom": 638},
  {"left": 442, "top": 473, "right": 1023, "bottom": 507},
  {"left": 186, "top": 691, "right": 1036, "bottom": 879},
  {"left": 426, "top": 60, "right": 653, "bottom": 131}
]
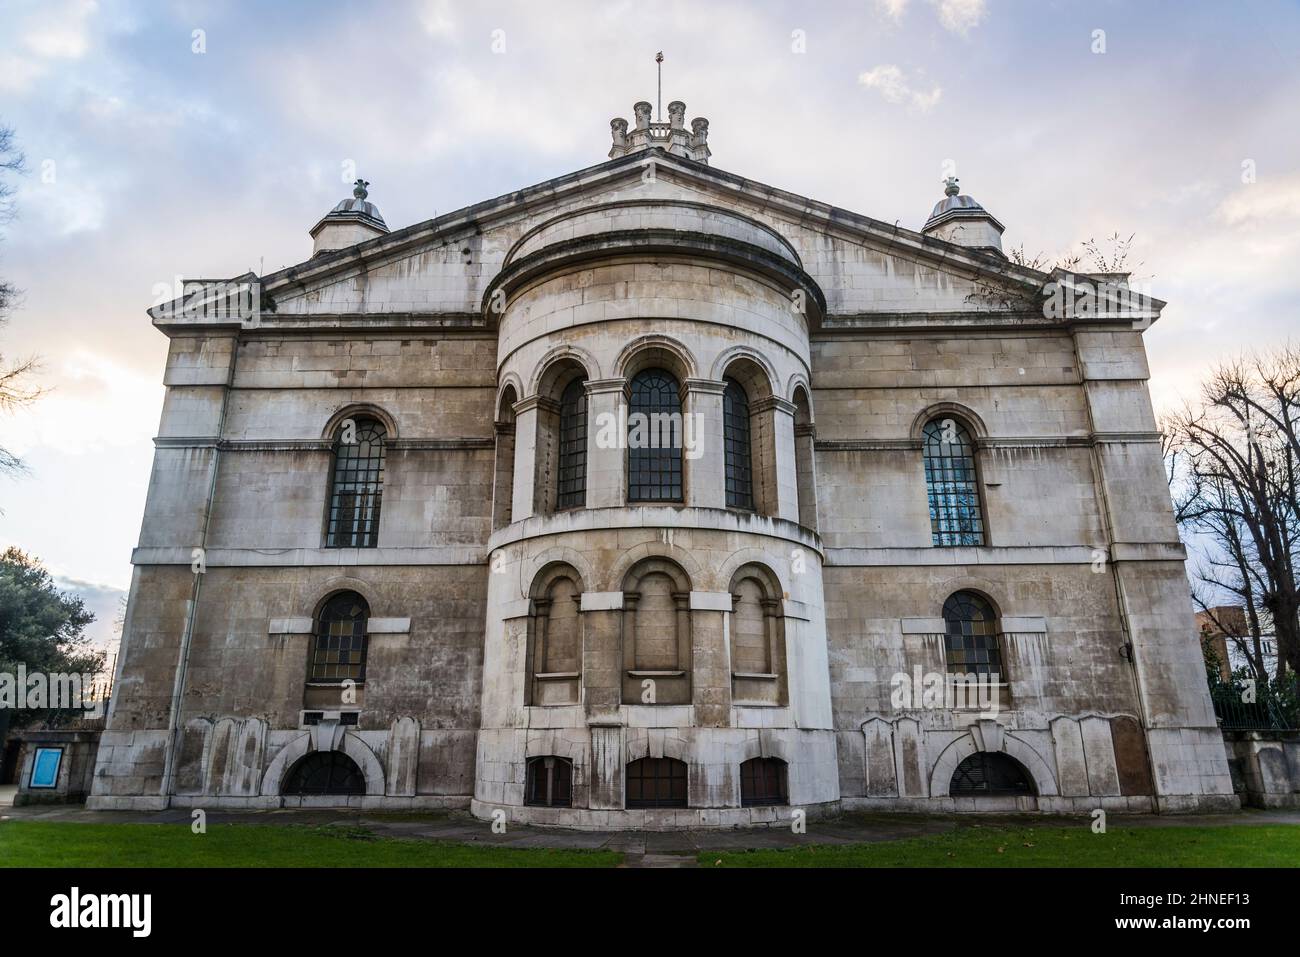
[
  {"left": 625, "top": 757, "right": 688, "bottom": 809},
  {"left": 922, "top": 417, "right": 985, "bottom": 546},
  {"left": 942, "top": 591, "right": 1003, "bottom": 679},
  {"left": 557, "top": 378, "right": 587, "bottom": 509},
  {"left": 311, "top": 592, "right": 369, "bottom": 682},
  {"left": 724, "top": 377, "right": 754, "bottom": 510},
  {"left": 326, "top": 416, "right": 386, "bottom": 548},
  {"left": 627, "top": 369, "right": 683, "bottom": 503}
]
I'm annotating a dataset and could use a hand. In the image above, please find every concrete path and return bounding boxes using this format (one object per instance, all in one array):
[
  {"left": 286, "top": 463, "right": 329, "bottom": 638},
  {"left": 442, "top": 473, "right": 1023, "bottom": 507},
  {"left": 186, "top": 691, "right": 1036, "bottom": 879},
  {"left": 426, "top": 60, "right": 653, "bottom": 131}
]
[{"left": 4, "top": 802, "right": 1298, "bottom": 858}]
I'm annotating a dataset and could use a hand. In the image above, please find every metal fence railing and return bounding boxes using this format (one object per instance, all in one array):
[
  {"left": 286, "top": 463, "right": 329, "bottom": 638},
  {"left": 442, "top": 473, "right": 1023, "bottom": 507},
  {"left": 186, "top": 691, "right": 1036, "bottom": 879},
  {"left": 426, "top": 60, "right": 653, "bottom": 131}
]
[{"left": 1210, "top": 680, "right": 1299, "bottom": 731}]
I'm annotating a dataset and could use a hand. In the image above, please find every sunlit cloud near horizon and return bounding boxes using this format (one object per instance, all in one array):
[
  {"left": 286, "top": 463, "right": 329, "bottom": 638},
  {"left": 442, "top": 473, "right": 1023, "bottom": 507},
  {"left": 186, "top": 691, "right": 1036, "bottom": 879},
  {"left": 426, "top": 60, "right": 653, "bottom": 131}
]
[{"left": 1, "top": 0, "right": 1298, "bottom": 649}]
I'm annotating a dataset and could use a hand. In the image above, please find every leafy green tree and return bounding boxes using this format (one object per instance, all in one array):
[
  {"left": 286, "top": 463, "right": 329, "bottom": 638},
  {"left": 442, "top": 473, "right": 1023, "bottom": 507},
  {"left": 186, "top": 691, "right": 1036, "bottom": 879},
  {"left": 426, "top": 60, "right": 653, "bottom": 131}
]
[{"left": 0, "top": 546, "right": 102, "bottom": 741}]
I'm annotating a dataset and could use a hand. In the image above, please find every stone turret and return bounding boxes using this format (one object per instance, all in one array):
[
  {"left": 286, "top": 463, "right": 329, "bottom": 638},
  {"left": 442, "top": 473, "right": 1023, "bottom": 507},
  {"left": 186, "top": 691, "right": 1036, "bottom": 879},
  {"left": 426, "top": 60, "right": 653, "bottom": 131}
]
[
  {"left": 310, "top": 179, "right": 389, "bottom": 256},
  {"left": 922, "top": 176, "right": 1004, "bottom": 253},
  {"left": 608, "top": 99, "right": 711, "bottom": 164}
]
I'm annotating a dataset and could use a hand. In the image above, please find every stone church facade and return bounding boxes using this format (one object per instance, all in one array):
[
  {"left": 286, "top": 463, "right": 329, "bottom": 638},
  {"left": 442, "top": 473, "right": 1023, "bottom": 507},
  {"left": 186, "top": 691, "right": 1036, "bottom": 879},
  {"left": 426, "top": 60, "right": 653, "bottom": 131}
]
[{"left": 89, "top": 101, "right": 1237, "bottom": 824}]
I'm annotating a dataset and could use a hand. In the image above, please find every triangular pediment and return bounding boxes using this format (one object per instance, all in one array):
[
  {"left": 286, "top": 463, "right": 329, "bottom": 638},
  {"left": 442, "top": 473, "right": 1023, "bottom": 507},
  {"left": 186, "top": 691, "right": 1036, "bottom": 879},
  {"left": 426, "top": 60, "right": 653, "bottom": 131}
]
[{"left": 150, "top": 148, "right": 1163, "bottom": 331}]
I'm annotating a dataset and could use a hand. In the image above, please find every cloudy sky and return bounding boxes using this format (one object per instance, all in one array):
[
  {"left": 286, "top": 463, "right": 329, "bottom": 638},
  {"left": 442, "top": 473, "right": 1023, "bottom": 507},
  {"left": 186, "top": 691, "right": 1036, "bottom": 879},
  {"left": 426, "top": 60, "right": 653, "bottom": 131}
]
[{"left": 1, "top": 0, "right": 1297, "bottom": 649}]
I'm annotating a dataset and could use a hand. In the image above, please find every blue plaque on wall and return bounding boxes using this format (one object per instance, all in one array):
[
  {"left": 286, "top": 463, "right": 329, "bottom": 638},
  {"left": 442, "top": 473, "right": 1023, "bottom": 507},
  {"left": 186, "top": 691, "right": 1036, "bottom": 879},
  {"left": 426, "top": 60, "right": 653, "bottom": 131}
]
[{"left": 30, "top": 747, "right": 63, "bottom": 789}]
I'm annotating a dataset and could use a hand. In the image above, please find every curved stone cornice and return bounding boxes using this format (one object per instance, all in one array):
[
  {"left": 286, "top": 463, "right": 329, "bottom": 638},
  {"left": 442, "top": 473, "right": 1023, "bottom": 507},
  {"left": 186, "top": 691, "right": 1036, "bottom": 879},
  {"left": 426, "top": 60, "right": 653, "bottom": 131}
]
[
  {"left": 504, "top": 200, "right": 804, "bottom": 269},
  {"left": 486, "top": 505, "right": 824, "bottom": 557},
  {"left": 483, "top": 229, "right": 827, "bottom": 327}
]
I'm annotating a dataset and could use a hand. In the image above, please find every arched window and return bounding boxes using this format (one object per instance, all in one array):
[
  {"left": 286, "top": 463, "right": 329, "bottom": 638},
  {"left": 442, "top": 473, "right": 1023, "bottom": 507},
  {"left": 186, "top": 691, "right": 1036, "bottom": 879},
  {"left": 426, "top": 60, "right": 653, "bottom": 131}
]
[
  {"left": 556, "top": 377, "right": 587, "bottom": 509},
  {"left": 527, "top": 569, "right": 582, "bottom": 706},
  {"left": 326, "top": 416, "right": 386, "bottom": 548},
  {"left": 625, "top": 757, "right": 688, "bottom": 809},
  {"left": 311, "top": 592, "right": 369, "bottom": 682},
  {"left": 729, "top": 564, "right": 787, "bottom": 707},
  {"left": 942, "top": 591, "right": 1003, "bottom": 680},
  {"left": 740, "top": 757, "right": 788, "bottom": 806},
  {"left": 793, "top": 386, "right": 817, "bottom": 530},
  {"left": 621, "top": 559, "right": 691, "bottom": 705},
  {"left": 950, "top": 752, "right": 1033, "bottom": 796},
  {"left": 627, "top": 368, "right": 683, "bottom": 503},
  {"left": 283, "top": 751, "right": 365, "bottom": 795},
  {"left": 922, "top": 417, "right": 984, "bottom": 546},
  {"left": 723, "top": 377, "right": 754, "bottom": 510},
  {"left": 525, "top": 756, "right": 573, "bottom": 807}
]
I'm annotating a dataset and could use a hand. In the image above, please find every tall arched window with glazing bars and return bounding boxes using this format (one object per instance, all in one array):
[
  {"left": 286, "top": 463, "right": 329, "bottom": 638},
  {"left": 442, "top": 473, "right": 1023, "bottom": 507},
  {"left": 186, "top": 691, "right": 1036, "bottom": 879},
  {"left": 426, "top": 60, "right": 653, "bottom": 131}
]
[
  {"left": 556, "top": 377, "right": 587, "bottom": 509},
  {"left": 326, "top": 416, "right": 386, "bottom": 548},
  {"left": 627, "top": 369, "right": 683, "bottom": 503},
  {"left": 311, "top": 591, "right": 370, "bottom": 682},
  {"left": 941, "top": 590, "right": 1003, "bottom": 680},
  {"left": 723, "top": 378, "right": 753, "bottom": 510},
  {"left": 921, "top": 417, "right": 984, "bottom": 546}
]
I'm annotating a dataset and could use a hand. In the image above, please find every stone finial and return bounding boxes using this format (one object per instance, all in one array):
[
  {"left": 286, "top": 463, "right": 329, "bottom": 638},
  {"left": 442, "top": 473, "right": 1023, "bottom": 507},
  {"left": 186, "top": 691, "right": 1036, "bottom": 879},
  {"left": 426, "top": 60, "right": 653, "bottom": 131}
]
[
  {"left": 353, "top": 178, "right": 370, "bottom": 200},
  {"left": 691, "top": 117, "right": 709, "bottom": 142},
  {"left": 943, "top": 175, "right": 960, "bottom": 197},
  {"left": 633, "top": 101, "right": 652, "bottom": 129},
  {"left": 610, "top": 117, "right": 628, "bottom": 148},
  {"left": 667, "top": 100, "right": 686, "bottom": 129},
  {"left": 607, "top": 100, "right": 710, "bottom": 165}
]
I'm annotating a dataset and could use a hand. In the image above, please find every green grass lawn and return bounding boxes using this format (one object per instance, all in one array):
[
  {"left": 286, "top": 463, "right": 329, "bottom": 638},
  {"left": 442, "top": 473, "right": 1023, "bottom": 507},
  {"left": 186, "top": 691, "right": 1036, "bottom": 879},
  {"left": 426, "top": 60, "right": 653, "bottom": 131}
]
[
  {"left": 701, "top": 823, "right": 1300, "bottom": 867},
  {"left": 0, "top": 821, "right": 622, "bottom": 868}
]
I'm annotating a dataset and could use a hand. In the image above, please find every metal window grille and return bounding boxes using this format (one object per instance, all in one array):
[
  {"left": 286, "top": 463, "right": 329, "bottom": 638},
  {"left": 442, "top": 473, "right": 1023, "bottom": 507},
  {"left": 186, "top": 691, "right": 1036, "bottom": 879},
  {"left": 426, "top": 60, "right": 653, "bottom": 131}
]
[
  {"left": 739, "top": 757, "right": 787, "bottom": 806},
  {"left": 922, "top": 418, "right": 985, "bottom": 546},
  {"left": 627, "top": 369, "right": 683, "bottom": 503},
  {"left": 949, "top": 752, "right": 1033, "bottom": 796},
  {"left": 556, "top": 378, "right": 587, "bottom": 509},
  {"left": 326, "top": 417, "right": 386, "bottom": 548},
  {"left": 724, "top": 378, "right": 754, "bottom": 510},
  {"left": 942, "top": 591, "right": 1003, "bottom": 679},
  {"left": 311, "top": 592, "right": 369, "bottom": 682},
  {"left": 525, "top": 756, "right": 573, "bottom": 807},
  {"left": 283, "top": 751, "right": 366, "bottom": 796},
  {"left": 625, "top": 757, "right": 688, "bottom": 808}
]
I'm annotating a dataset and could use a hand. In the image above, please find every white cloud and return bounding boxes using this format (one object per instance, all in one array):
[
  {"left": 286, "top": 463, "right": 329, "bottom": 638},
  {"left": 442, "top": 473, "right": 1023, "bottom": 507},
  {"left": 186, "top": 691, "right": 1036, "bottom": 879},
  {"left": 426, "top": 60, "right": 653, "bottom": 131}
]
[
  {"left": 1214, "top": 175, "right": 1300, "bottom": 227},
  {"left": 417, "top": 0, "right": 457, "bottom": 38},
  {"left": 0, "top": 350, "right": 162, "bottom": 458},
  {"left": 0, "top": 55, "right": 47, "bottom": 93},
  {"left": 876, "top": 0, "right": 910, "bottom": 21},
  {"left": 930, "top": 0, "right": 987, "bottom": 35},
  {"left": 858, "top": 64, "right": 942, "bottom": 112},
  {"left": 22, "top": 0, "right": 98, "bottom": 58}
]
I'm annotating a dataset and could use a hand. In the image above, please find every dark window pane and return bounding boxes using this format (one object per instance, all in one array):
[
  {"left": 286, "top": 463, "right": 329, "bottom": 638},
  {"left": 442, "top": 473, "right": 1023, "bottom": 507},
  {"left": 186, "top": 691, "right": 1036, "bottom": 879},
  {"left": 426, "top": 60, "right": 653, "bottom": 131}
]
[
  {"left": 942, "top": 591, "right": 1003, "bottom": 679},
  {"left": 922, "top": 418, "right": 985, "bottom": 546},
  {"left": 740, "top": 757, "right": 788, "bottom": 806},
  {"left": 525, "top": 756, "right": 573, "bottom": 808},
  {"left": 311, "top": 591, "right": 369, "bottom": 682},
  {"left": 283, "top": 751, "right": 366, "bottom": 795},
  {"left": 724, "top": 378, "right": 754, "bottom": 510},
  {"left": 557, "top": 378, "right": 588, "bottom": 509},
  {"left": 627, "top": 369, "right": 683, "bottom": 503},
  {"left": 625, "top": 757, "right": 688, "bottom": 808},
  {"left": 949, "top": 752, "right": 1033, "bottom": 796},
  {"left": 326, "top": 417, "right": 386, "bottom": 547}
]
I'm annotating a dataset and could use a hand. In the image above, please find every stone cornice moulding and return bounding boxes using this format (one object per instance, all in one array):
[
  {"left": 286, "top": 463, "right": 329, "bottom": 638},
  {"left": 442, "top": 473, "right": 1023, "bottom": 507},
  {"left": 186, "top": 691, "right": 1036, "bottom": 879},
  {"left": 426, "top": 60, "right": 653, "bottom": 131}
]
[
  {"left": 132, "top": 545, "right": 486, "bottom": 568},
  {"left": 829, "top": 542, "right": 1185, "bottom": 567}
]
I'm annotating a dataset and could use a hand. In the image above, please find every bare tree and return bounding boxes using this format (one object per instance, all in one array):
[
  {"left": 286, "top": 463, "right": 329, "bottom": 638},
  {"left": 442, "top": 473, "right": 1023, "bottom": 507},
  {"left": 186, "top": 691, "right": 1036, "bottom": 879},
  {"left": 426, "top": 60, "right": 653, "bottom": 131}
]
[
  {"left": 0, "top": 123, "right": 41, "bottom": 478},
  {"left": 1167, "top": 348, "right": 1300, "bottom": 682}
]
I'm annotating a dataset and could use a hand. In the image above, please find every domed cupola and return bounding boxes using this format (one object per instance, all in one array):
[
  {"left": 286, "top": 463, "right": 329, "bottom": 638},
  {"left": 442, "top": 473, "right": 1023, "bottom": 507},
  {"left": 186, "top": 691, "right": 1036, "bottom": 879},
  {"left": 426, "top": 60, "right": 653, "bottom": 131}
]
[
  {"left": 310, "top": 178, "right": 389, "bottom": 256},
  {"left": 922, "top": 176, "right": 1005, "bottom": 254}
]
